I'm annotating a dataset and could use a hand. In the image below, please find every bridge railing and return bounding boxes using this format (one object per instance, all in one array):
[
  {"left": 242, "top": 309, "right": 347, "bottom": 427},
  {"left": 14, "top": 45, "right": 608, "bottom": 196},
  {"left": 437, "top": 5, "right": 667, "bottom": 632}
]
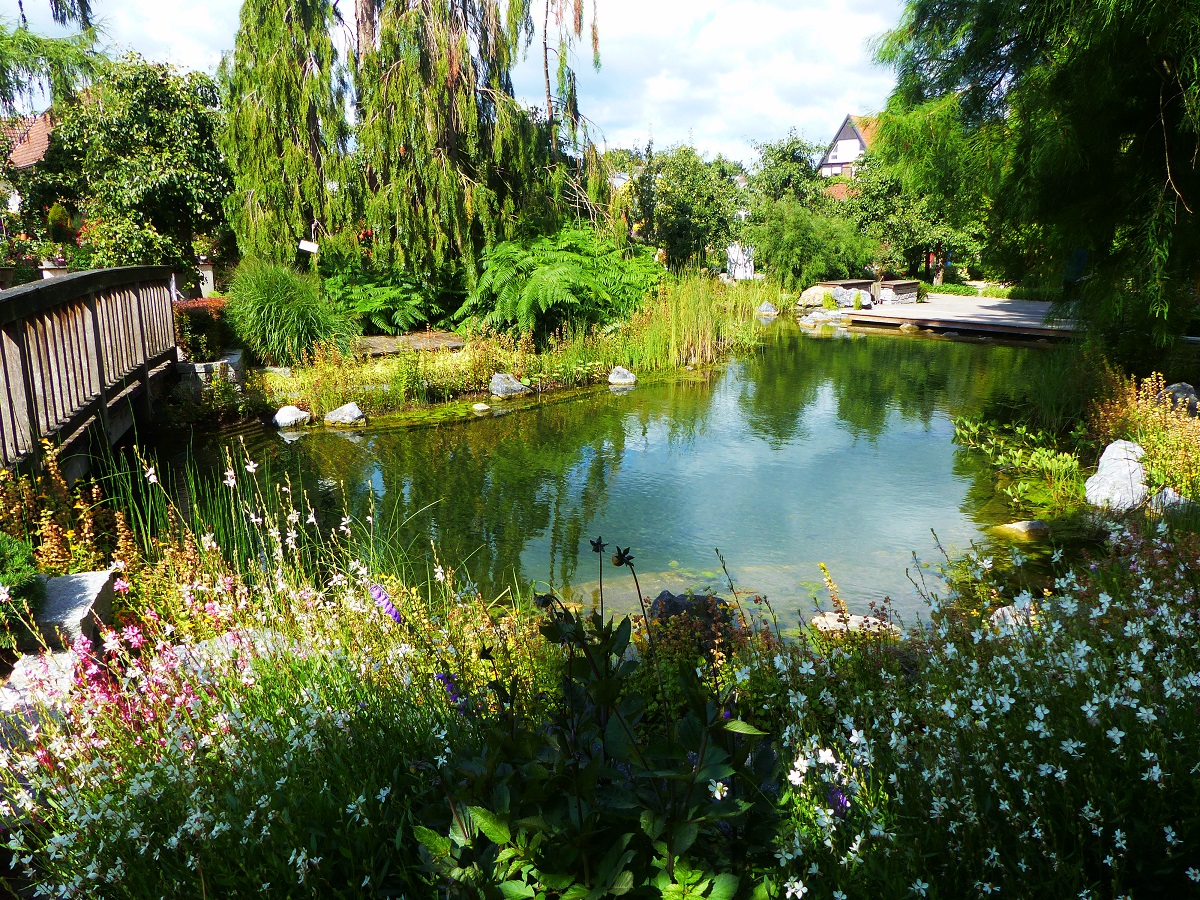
[{"left": 0, "top": 267, "right": 178, "bottom": 471}]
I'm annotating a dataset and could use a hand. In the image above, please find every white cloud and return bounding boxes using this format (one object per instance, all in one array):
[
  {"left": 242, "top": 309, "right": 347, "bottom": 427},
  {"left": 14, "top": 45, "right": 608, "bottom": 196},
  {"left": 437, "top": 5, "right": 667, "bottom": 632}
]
[{"left": 12, "top": 0, "right": 902, "bottom": 163}]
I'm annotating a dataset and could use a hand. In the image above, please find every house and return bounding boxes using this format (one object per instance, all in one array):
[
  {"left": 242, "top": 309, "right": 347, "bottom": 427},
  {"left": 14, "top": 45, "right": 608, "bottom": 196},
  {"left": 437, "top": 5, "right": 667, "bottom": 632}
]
[
  {"left": 2, "top": 112, "right": 54, "bottom": 213},
  {"left": 817, "top": 114, "right": 876, "bottom": 179}
]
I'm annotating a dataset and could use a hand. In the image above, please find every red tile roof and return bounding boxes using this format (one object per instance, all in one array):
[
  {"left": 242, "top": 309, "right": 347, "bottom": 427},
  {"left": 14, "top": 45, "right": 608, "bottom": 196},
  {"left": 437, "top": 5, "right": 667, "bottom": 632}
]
[
  {"left": 825, "top": 181, "right": 853, "bottom": 201},
  {"left": 2, "top": 112, "right": 54, "bottom": 169},
  {"left": 850, "top": 115, "right": 878, "bottom": 151}
]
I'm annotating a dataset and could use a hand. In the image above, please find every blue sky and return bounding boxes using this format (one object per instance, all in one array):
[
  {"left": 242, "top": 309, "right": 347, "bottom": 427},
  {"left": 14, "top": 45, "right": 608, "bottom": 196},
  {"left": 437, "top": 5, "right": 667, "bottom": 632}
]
[{"left": 13, "top": 0, "right": 903, "bottom": 163}]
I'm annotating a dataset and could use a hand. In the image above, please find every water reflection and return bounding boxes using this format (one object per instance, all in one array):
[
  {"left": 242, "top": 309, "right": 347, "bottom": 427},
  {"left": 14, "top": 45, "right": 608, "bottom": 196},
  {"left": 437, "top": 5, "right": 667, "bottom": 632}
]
[{"left": 171, "top": 326, "right": 1066, "bottom": 623}]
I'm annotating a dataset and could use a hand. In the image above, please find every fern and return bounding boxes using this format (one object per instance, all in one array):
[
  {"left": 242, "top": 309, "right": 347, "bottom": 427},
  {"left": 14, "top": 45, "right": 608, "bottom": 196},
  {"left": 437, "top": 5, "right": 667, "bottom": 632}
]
[
  {"left": 458, "top": 227, "right": 664, "bottom": 338},
  {"left": 324, "top": 270, "right": 442, "bottom": 335}
]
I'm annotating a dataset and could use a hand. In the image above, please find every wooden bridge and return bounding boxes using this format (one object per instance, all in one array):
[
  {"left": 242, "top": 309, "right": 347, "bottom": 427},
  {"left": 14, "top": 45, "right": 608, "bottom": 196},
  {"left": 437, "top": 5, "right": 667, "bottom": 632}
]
[{"left": 0, "top": 267, "right": 179, "bottom": 475}]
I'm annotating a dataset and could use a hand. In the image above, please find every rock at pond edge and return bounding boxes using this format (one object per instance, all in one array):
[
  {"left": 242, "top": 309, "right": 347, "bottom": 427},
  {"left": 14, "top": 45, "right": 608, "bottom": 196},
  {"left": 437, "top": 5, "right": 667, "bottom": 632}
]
[
  {"left": 274, "top": 405, "right": 311, "bottom": 428},
  {"left": 608, "top": 366, "right": 637, "bottom": 385},
  {"left": 992, "top": 520, "right": 1050, "bottom": 540},
  {"left": 324, "top": 402, "right": 366, "bottom": 426},
  {"left": 1084, "top": 440, "right": 1147, "bottom": 512},
  {"left": 489, "top": 373, "right": 531, "bottom": 398}
]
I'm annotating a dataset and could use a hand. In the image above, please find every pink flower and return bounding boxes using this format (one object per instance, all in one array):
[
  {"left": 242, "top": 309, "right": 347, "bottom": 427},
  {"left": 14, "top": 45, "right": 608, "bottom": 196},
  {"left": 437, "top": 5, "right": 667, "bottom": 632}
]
[
  {"left": 113, "top": 578, "right": 131, "bottom": 595},
  {"left": 121, "top": 625, "right": 146, "bottom": 649}
]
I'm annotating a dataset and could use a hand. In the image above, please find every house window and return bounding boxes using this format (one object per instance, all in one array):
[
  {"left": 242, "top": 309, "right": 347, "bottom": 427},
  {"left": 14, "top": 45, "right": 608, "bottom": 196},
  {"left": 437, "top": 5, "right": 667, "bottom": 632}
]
[{"left": 832, "top": 166, "right": 843, "bottom": 176}]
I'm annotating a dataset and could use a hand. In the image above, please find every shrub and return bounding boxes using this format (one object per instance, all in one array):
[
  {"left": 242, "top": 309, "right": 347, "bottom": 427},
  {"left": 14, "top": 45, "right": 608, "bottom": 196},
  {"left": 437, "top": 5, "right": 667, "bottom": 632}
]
[
  {"left": 981, "top": 283, "right": 1064, "bottom": 302},
  {"left": 173, "top": 297, "right": 232, "bottom": 362},
  {"left": 1091, "top": 371, "right": 1200, "bottom": 499},
  {"left": 0, "top": 532, "right": 46, "bottom": 648},
  {"left": 458, "top": 227, "right": 664, "bottom": 339},
  {"left": 225, "top": 259, "right": 358, "bottom": 366},
  {"left": 917, "top": 280, "right": 979, "bottom": 296},
  {"left": 746, "top": 198, "right": 878, "bottom": 290},
  {"left": 822, "top": 292, "right": 837, "bottom": 311}
]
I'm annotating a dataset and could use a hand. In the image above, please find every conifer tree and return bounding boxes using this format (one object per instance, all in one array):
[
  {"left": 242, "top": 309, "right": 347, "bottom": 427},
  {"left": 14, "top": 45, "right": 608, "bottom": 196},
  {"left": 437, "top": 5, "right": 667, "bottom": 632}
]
[{"left": 219, "top": 0, "right": 351, "bottom": 261}]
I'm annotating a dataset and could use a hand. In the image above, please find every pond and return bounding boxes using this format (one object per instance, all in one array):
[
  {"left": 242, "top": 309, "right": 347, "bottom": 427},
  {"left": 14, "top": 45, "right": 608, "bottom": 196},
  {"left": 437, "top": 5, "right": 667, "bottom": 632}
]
[{"left": 168, "top": 325, "right": 1072, "bottom": 628}]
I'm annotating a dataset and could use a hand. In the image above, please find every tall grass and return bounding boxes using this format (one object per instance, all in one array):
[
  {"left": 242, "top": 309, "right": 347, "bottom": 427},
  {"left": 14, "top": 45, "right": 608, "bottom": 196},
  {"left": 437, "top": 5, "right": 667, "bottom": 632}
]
[{"left": 267, "top": 274, "right": 773, "bottom": 418}]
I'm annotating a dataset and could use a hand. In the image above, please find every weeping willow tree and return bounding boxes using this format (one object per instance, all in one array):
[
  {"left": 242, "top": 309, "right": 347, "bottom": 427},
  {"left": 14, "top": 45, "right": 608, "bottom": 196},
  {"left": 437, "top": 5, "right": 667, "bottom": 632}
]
[
  {"left": 219, "top": 0, "right": 352, "bottom": 261},
  {"left": 353, "top": 0, "right": 609, "bottom": 285}
]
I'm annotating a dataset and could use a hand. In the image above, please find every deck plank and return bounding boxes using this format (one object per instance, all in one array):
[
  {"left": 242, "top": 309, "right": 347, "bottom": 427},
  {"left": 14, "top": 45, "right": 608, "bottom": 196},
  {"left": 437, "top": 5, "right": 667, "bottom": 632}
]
[{"left": 844, "top": 295, "right": 1074, "bottom": 338}]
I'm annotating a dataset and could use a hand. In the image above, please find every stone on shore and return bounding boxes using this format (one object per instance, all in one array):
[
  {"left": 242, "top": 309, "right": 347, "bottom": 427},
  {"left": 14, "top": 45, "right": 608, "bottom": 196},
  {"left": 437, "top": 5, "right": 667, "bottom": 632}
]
[
  {"left": 798, "top": 285, "right": 831, "bottom": 308},
  {"left": 1084, "top": 440, "right": 1147, "bottom": 512},
  {"left": 899, "top": 323, "right": 921, "bottom": 334},
  {"left": 1150, "top": 486, "right": 1195, "bottom": 513},
  {"left": 20, "top": 570, "right": 115, "bottom": 652},
  {"left": 489, "top": 373, "right": 530, "bottom": 398},
  {"left": 992, "top": 520, "right": 1050, "bottom": 540},
  {"left": 810, "top": 610, "right": 900, "bottom": 636},
  {"left": 608, "top": 366, "right": 637, "bottom": 385},
  {"left": 1163, "top": 382, "right": 1198, "bottom": 417},
  {"left": 756, "top": 300, "right": 779, "bottom": 318},
  {"left": 324, "top": 402, "right": 366, "bottom": 426},
  {"left": 273, "top": 405, "right": 311, "bottom": 428},
  {"left": 471, "top": 402, "right": 491, "bottom": 412}
]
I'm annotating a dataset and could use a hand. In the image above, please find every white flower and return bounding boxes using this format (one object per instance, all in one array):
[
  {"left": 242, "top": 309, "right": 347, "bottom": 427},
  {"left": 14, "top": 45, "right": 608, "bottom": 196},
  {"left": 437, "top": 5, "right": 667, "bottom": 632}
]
[
  {"left": 245, "top": 460, "right": 259, "bottom": 474},
  {"left": 818, "top": 748, "right": 836, "bottom": 766},
  {"left": 1164, "top": 826, "right": 1180, "bottom": 847},
  {"left": 734, "top": 666, "right": 750, "bottom": 685},
  {"left": 223, "top": 469, "right": 237, "bottom": 488},
  {"left": 201, "top": 533, "right": 218, "bottom": 553},
  {"left": 784, "top": 878, "right": 807, "bottom": 898},
  {"left": 377, "top": 787, "right": 391, "bottom": 804},
  {"left": 1186, "top": 867, "right": 1200, "bottom": 882},
  {"left": 709, "top": 780, "right": 728, "bottom": 800},
  {"left": 910, "top": 879, "right": 930, "bottom": 896},
  {"left": 1105, "top": 727, "right": 1125, "bottom": 746},
  {"left": 144, "top": 466, "right": 158, "bottom": 484},
  {"left": 434, "top": 565, "right": 446, "bottom": 583}
]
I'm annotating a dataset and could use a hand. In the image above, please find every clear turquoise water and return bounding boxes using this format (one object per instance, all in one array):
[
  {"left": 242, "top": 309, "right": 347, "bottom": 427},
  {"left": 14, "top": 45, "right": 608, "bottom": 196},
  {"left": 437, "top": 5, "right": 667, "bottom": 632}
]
[{"left": 179, "top": 326, "right": 1064, "bottom": 627}]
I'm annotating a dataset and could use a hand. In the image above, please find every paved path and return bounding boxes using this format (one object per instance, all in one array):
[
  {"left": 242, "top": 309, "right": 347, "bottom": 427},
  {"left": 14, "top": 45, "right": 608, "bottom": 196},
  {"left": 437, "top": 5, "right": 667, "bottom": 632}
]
[
  {"left": 845, "top": 295, "right": 1075, "bottom": 338},
  {"left": 357, "top": 331, "right": 466, "bottom": 356}
]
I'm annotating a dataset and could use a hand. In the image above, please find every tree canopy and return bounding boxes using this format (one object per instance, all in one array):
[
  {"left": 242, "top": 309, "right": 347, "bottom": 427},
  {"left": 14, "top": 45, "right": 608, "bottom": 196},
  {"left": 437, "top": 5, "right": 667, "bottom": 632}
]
[
  {"left": 14, "top": 54, "right": 231, "bottom": 274},
  {"left": 878, "top": 0, "right": 1200, "bottom": 344}
]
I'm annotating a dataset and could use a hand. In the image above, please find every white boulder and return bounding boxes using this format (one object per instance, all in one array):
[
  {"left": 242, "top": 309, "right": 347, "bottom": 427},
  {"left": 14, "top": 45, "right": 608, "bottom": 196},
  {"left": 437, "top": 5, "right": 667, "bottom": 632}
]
[
  {"left": 1084, "top": 440, "right": 1147, "bottom": 512},
  {"left": 608, "top": 366, "right": 637, "bottom": 386},
  {"left": 274, "top": 405, "right": 311, "bottom": 428}
]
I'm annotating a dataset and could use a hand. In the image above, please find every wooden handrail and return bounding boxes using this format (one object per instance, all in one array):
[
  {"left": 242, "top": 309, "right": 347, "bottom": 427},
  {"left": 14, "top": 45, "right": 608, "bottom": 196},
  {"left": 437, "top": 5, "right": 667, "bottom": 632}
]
[{"left": 0, "top": 267, "right": 178, "bottom": 471}]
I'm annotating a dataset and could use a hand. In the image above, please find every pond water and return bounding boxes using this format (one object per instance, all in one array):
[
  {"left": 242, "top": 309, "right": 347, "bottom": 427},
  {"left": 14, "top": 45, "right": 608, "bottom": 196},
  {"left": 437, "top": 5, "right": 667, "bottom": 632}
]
[{"left": 169, "top": 326, "right": 1070, "bottom": 627}]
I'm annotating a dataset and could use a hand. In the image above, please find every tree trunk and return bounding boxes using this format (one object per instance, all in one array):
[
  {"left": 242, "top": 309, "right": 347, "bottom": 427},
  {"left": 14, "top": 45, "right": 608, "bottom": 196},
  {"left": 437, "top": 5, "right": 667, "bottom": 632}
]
[
  {"left": 543, "top": 0, "right": 557, "bottom": 156},
  {"left": 932, "top": 243, "right": 945, "bottom": 285},
  {"left": 355, "top": 0, "right": 379, "bottom": 62}
]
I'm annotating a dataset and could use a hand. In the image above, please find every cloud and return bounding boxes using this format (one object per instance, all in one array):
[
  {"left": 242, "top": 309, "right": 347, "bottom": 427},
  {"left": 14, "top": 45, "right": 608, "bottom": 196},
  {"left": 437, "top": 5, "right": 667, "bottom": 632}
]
[{"left": 13, "top": 0, "right": 902, "bottom": 163}]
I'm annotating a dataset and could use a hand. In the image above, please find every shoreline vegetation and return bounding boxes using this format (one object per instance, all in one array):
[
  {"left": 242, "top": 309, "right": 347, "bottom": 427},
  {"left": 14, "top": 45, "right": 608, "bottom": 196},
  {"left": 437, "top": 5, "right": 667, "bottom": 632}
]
[{"left": 256, "top": 274, "right": 771, "bottom": 421}]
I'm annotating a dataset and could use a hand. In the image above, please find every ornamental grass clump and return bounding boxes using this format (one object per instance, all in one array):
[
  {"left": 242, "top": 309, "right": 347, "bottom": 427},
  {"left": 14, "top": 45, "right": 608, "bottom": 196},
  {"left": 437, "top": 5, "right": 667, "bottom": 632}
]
[
  {"left": 225, "top": 259, "right": 358, "bottom": 366},
  {"left": 771, "top": 520, "right": 1200, "bottom": 898}
]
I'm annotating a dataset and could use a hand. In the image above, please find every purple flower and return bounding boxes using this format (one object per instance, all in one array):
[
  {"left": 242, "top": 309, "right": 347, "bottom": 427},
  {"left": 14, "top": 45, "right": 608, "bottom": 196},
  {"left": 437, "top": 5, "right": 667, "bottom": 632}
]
[
  {"left": 827, "top": 784, "right": 850, "bottom": 818},
  {"left": 371, "top": 584, "right": 402, "bottom": 625},
  {"left": 435, "top": 672, "right": 469, "bottom": 713}
]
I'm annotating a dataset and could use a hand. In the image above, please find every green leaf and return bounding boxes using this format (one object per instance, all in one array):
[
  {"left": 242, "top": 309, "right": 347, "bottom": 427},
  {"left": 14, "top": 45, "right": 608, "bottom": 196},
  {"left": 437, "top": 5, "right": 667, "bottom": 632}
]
[
  {"left": 468, "top": 806, "right": 512, "bottom": 844},
  {"left": 610, "top": 871, "right": 635, "bottom": 895},
  {"left": 723, "top": 719, "right": 767, "bottom": 736},
  {"left": 413, "top": 825, "right": 451, "bottom": 859},
  {"left": 671, "top": 822, "right": 699, "bottom": 855},
  {"left": 498, "top": 880, "right": 537, "bottom": 899},
  {"left": 707, "top": 874, "right": 739, "bottom": 900}
]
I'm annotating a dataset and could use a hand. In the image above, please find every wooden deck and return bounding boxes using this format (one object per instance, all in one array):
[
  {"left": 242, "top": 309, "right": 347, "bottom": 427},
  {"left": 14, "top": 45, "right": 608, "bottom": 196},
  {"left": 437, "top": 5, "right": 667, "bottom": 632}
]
[{"left": 844, "top": 295, "right": 1075, "bottom": 339}]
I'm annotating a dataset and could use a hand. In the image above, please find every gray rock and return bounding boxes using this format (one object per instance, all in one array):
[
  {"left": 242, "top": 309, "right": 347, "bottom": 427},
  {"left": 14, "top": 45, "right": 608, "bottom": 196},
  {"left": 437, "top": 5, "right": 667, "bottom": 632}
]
[
  {"left": 1085, "top": 440, "right": 1147, "bottom": 512},
  {"left": 20, "top": 570, "right": 114, "bottom": 652},
  {"left": 798, "top": 285, "right": 830, "bottom": 308},
  {"left": 489, "top": 373, "right": 530, "bottom": 398},
  {"left": 990, "top": 599, "right": 1034, "bottom": 630},
  {"left": 324, "top": 402, "right": 366, "bottom": 426},
  {"left": 756, "top": 300, "right": 779, "bottom": 317},
  {"left": 899, "top": 323, "right": 921, "bottom": 334},
  {"left": 0, "top": 651, "right": 76, "bottom": 754},
  {"left": 273, "top": 405, "right": 311, "bottom": 428},
  {"left": 878, "top": 288, "right": 898, "bottom": 304},
  {"left": 992, "top": 520, "right": 1050, "bottom": 540},
  {"left": 1164, "top": 382, "right": 1198, "bottom": 417},
  {"left": 1150, "top": 486, "right": 1195, "bottom": 513},
  {"left": 471, "top": 402, "right": 491, "bottom": 412},
  {"left": 608, "top": 366, "right": 637, "bottom": 385},
  {"left": 810, "top": 610, "right": 900, "bottom": 636}
]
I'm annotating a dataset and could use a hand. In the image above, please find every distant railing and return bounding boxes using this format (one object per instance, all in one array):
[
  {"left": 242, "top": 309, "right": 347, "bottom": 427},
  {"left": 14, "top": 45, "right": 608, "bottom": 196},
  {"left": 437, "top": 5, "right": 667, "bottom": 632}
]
[{"left": 0, "top": 267, "right": 178, "bottom": 471}]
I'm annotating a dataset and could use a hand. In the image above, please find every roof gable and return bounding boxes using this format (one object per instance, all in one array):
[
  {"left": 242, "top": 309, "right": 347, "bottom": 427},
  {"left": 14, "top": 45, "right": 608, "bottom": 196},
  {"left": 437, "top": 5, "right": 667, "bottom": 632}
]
[
  {"left": 2, "top": 112, "right": 54, "bottom": 170},
  {"left": 818, "top": 113, "right": 876, "bottom": 168}
]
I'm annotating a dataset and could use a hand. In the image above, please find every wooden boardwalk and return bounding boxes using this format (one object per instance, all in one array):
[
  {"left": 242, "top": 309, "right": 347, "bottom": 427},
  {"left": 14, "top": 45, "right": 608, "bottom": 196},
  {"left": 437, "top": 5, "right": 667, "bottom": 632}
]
[{"left": 843, "top": 295, "right": 1075, "bottom": 339}]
